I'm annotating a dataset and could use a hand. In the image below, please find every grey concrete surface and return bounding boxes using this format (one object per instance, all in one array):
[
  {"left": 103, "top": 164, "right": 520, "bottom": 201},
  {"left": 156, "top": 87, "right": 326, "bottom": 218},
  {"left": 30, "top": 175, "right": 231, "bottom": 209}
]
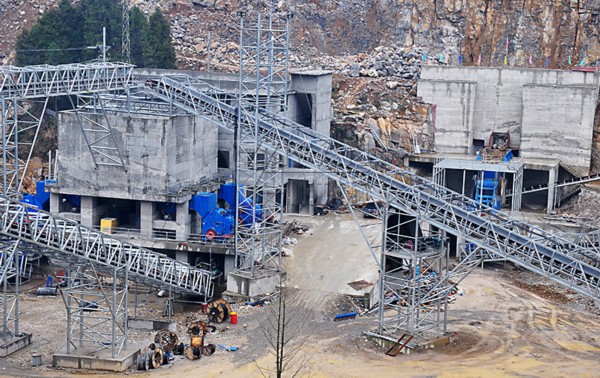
[
  {"left": 417, "top": 80, "right": 476, "bottom": 154},
  {"left": 418, "top": 66, "right": 600, "bottom": 170},
  {"left": 521, "top": 84, "right": 598, "bottom": 169},
  {"left": 55, "top": 112, "right": 217, "bottom": 202}
]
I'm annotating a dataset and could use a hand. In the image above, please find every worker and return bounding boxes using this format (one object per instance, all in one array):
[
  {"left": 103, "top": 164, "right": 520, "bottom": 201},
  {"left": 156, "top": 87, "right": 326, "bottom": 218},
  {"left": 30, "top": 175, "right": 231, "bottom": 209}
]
[{"left": 45, "top": 274, "right": 53, "bottom": 287}]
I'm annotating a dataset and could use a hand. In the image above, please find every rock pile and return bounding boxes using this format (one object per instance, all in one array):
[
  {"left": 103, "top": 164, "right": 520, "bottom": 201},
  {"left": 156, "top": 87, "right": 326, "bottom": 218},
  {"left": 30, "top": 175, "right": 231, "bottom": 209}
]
[{"left": 334, "top": 45, "right": 429, "bottom": 79}]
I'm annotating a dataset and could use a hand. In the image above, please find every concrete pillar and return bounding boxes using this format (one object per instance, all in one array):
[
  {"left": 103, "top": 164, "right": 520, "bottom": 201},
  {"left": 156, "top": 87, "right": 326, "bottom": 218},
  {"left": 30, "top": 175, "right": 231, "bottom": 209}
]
[
  {"left": 175, "top": 201, "right": 190, "bottom": 240},
  {"left": 546, "top": 165, "right": 558, "bottom": 214},
  {"left": 175, "top": 250, "right": 187, "bottom": 263},
  {"left": 140, "top": 201, "right": 153, "bottom": 238},
  {"left": 50, "top": 193, "right": 60, "bottom": 214},
  {"left": 308, "top": 183, "right": 314, "bottom": 215},
  {"left": 224, "top": 255, "right": 235, "bottom": 277},
  {"left": 80, "top": 196, "right": 96, "bottom": 228},
  {"left": 288, "top": 181, "right": 297, "bottom": 213},
  {"left": 314, "top": 176, "right": 328, "bottom": 206}
]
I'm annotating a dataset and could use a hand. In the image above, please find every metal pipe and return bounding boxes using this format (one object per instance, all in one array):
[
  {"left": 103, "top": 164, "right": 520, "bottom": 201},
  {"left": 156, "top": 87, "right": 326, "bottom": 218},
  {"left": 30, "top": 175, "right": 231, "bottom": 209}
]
[
  {"left": 112, "top": 267, "right": 116, "bottom": 358},
  {"left": 66, "top": 267, "right": 72, "bottom": 354},
  {"left": 36, "top": 287, "right": 58, "bottom": 296},
  {"left": 2, "top": 262, "right": 7, "bottom": 341},
  {"left": 124, "top": 267, "right": 128, "bottom": 351},
  {"left": 377, "top": 194, "right": 390, "bottom": 335}
]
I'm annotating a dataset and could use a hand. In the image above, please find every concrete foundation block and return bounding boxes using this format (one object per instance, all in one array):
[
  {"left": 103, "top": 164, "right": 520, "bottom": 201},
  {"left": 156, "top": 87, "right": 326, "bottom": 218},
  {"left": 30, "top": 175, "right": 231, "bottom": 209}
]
[
  {"left": 127, "top": 317, "right": 177, "bottom": 332},
  {"left": 0, "top": 333, "right": 32, "bottom": 357},
  {"left": 52, "top": 347, "right": 140, "bottom": 372},
  {"left": 226, "top": 270, "right": 286, "bottom": 299}
]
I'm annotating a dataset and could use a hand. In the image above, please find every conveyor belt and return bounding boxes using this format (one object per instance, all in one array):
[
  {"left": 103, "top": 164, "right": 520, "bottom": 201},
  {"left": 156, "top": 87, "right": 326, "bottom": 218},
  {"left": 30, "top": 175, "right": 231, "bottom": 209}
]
[
  {"left": 0, "top": 199, "right": 214, "bottom": 298},
  {"left": 146, "top": 74, "right": 600, "bottom": 300}
]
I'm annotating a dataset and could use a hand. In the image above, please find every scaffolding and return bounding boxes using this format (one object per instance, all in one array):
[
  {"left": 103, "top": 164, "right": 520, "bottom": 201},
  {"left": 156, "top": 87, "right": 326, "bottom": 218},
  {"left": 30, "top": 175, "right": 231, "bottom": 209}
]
[
  {"left": 60, "top": 263, "right": 128, "bottom": 357},
  {"left": 234, "top": 12, "right": 291, "bottom": 275}
]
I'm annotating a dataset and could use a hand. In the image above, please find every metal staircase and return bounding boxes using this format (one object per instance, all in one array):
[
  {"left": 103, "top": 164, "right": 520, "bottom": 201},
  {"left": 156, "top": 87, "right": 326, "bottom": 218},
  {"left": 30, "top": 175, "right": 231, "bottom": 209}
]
[
  {"left": 0, "top": 198, "right": 215, "bottom": 298},
  {"left": 146, "top": 74, "right": 600, "bottom": 300}
]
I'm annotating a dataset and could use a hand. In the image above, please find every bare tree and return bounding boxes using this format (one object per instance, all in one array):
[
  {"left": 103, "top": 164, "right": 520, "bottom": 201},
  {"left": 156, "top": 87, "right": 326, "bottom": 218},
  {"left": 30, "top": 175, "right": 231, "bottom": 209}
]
[{"left": 256, "top": 277, "right": 317, "bottom": 377}]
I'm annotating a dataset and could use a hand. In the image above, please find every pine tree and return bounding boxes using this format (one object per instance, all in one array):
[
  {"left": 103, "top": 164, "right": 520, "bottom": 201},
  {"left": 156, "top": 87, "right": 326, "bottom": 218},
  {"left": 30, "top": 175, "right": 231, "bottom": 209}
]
[
  {"left": 16, "top": 0, "right": 83, "bottom": 65},
  {"left": 129, "top": 7, "right": 148, "bottom": 68},
  {"left": 143, "top": 8, "right": 177, "bottom": 69},
  {"left": 80, "top": 0, "right": 123, "bottom": 62},
  {"left": 15, "top": 0, "right": 176, "bottom": 68}
]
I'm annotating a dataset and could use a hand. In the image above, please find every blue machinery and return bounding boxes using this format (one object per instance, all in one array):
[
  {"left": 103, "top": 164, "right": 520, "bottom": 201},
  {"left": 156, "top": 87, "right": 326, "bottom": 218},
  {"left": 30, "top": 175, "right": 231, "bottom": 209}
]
[
  {"left": 189, "top": 183, "right": 263, "bottom": 240},
  {"left": 471, "top": 150, "right": 515, "bottom": 210}
]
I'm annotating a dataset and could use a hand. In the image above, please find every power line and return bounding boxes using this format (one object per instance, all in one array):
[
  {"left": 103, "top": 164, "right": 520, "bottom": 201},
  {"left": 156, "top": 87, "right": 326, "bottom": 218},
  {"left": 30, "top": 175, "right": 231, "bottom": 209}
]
[{"left": 16, "top": 46, "right": 98, "bottom": 53}]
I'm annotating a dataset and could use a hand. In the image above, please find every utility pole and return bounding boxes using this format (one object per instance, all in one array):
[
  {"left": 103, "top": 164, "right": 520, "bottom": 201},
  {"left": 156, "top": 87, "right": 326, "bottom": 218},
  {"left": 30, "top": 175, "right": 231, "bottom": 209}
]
[
  {"left": 122, "top": 0, "right": 130, "bottom": 62},
  {"left": 102, "top": 27, "right": 107, "bottom": 64}
]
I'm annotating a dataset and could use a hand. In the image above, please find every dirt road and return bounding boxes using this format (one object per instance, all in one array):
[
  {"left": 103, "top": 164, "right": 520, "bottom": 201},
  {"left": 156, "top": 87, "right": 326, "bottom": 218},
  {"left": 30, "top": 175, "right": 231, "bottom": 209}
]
[{"left": 2, "top": 213, "right": 600, "bottom": 377}]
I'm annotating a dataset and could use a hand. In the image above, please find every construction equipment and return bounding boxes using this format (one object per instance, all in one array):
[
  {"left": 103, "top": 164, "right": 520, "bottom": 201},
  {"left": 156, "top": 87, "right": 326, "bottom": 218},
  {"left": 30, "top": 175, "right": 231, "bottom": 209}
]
[
  {"left": 206, "top": 298, "right": 232, "bottom": 323},
  {"left": 189, "top": 183, "right": 264, "bottom": 241}
]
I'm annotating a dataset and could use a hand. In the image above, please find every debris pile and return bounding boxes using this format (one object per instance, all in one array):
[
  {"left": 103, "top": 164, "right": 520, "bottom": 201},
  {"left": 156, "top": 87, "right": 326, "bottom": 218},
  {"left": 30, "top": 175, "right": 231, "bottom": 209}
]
[{"left": 332, "top": 45, "right": 428, "bottom": 79}]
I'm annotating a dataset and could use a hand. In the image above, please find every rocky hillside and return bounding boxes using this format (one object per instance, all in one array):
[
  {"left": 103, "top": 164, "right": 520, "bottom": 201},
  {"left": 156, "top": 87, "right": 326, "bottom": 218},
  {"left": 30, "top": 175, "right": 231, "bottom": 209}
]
[
  {"left": 0, "top": 0, "right": 598, "bottom": 154},
  {"left": 2, "top": 0, "right": 598, "bottom": 68}
]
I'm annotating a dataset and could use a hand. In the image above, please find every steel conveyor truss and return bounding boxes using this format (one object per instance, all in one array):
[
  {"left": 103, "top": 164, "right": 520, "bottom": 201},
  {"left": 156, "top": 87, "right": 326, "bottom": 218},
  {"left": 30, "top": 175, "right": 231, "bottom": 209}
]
[
  {"left": 146, "top": 74, "right": 600, "bottom": 301},
  {"left": 0, "top": 199, "right": 215, "bottom": 298}
]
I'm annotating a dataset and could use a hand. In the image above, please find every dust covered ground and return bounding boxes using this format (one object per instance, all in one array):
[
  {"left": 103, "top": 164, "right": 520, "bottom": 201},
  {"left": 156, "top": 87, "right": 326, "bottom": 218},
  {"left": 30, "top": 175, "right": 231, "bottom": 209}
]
[{"left": 2, "top": 213, "right": 600, "bottom": 377}]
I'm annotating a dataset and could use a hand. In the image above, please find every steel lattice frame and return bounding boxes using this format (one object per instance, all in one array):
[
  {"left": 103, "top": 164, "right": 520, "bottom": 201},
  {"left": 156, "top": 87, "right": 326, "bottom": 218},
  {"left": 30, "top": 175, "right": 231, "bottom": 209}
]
[
  {"left": 234, "top": 13, "right": 291, "bottom": 275},
  {"left": 0, "top": 62, "right": 135, "bottom": 198},
  {"left": 376, "top": 208, "right": 484, "bottom": 337},
  {"left": 0, "top": 200, "right": 215, "bottom": 298},
  {"left": 142, "top": 78, "right": 600, "bottom": 305},
  {"left": 61, "top": 263, "right": 128, "bottom": 357},
  {"left": 1, "top": 97, "right": 50, "bottom": 196},
  {"left": 68, "top": 94, "right": 126, "bottom": 168},
  {"left": 336, "top": 182, "right": 482, "bottom": 337},
  {"left": 1, "top": 239, "right": 19, "bottom": 342},
  {"left": 122, "top": 0, "right": 131, "bottom": 63}
]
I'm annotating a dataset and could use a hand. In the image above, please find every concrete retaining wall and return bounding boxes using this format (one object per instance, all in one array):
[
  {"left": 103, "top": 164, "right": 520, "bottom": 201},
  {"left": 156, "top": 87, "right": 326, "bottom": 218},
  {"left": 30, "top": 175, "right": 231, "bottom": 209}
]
[
  {"left": 418, "top": 80, "right": 476, "bottom": 153},
  {"left": 521, "top": 84, "right": 598, "bottom": 168},
  {"left": 417, "top": 66, "right": 600, "bottom": 170}
]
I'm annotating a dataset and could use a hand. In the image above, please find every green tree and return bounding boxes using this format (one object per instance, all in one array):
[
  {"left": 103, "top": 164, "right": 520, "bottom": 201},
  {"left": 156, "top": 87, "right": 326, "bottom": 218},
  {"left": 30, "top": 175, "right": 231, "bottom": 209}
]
[
  {"left": 129, "top": 7, "right": 148, "bottom": 67},
  {"left": 79, "top": 0, "right": 123, "bottom": 62},
  {"left": 15, "top": 0, "right": 176, "bottom": 68},
  {"left": 143, "top": 8, "right": 177, "bottom": 69},
  {"left": 16, "top": 0, "right": 82, "bottom": 65}
]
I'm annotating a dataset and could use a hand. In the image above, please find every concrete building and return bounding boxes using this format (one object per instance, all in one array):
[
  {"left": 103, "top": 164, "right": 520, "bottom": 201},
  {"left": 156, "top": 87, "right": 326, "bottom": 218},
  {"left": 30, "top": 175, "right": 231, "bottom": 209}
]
[
  {"left": 416, "top": 66, "right": 600, "bottom": 212},
  {"left": 47, "top": 69, "right": 333, "bottom": 279}
]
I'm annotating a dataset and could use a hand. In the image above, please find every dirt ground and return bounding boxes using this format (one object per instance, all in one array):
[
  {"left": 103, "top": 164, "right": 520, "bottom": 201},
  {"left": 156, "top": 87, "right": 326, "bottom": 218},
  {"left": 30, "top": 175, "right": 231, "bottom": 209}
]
[{"left": 2, "top": 213, "right": 600, "bottom": 377}]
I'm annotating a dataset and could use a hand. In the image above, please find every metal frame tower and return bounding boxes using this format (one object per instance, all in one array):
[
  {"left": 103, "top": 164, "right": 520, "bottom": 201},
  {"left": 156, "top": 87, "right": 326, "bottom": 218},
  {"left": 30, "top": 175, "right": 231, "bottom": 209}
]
[
  {"left": 1, "top": 97, "right": 49, "bottom": 196},
  {"left": 234, "top": 12, "right": 291, "bottom": 275},
  {"left": 61, "top": 263, "right": 128, "bottom": 358},
  {"left": 0, "top": 240, "right": 19, "bottom": 343}
]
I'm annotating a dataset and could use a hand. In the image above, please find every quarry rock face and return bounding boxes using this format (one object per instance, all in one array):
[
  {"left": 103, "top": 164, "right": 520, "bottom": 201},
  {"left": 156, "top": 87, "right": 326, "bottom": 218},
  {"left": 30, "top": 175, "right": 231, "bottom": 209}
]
[
  {"left": 0, "top": 0, "right": 598, "bottom": 157},
  {"left": 1, "top": 0, "right": 598, "bottom": 69}
]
